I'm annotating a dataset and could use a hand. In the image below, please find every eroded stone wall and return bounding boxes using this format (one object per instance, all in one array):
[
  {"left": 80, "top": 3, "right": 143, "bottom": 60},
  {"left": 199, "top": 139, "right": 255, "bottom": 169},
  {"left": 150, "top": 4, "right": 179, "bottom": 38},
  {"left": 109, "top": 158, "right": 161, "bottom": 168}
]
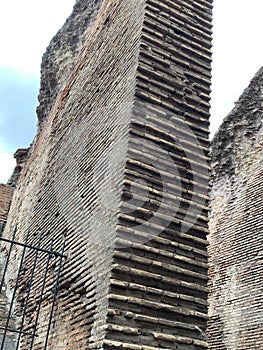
[
  {"left": 7, "top": 148, "right": 29, "bottom": 188},
  {"left": 208, "top": 67, "right": 263, "bottom": 349},
  {"left": 3, "top": 0, "right": 212, "bottom": 349},
  {"left": 36, "top": 0, "right": 103, "bottom": 129}
]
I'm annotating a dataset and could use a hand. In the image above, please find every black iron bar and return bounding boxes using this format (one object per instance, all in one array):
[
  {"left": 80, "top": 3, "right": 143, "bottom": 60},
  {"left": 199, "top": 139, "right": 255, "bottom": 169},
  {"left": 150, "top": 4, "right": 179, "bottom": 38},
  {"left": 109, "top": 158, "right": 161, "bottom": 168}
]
[
  {"left": 0, "top": 222, "right": 6, "bottom": 236},
  {"left": 0, "top": 230, "right": 29, "bottom": 350},
  {"left": 15, "top": 233, "right": 43, "bottom": 350},
  {"left": 0, "top": 227, "right": 17, "bottom": 293},
  {"left": 0, "top": 229, "right": 67, "bottom": 349},
  {"left": 0, "top": 326, "right": 34, "bottom": 337},
  {"left": 0, "top": 237, "right": 66, "bottom": 258},
  {"left": 43, "top": 239, "right": 66, "bottom": 350},
  {"left": 29, "top": 237, "right": 54, "bottom": 350}
]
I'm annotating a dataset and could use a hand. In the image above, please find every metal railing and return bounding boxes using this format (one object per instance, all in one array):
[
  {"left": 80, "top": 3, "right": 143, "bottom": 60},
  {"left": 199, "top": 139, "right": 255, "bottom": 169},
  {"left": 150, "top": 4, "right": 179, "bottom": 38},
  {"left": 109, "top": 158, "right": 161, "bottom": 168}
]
[{"left": 0, "top": 227, "right": 66, "bottom": 350}]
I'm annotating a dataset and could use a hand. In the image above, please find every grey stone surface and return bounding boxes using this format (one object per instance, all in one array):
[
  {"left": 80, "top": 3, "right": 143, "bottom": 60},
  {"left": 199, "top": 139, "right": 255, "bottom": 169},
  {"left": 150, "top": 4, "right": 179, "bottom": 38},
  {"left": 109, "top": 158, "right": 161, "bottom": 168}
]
[
  {"left": 36, "top": 0, "right": 103, "bottom": 130},
  {"left": 208, "top": 67, "right": 263, "bottom": 349}
]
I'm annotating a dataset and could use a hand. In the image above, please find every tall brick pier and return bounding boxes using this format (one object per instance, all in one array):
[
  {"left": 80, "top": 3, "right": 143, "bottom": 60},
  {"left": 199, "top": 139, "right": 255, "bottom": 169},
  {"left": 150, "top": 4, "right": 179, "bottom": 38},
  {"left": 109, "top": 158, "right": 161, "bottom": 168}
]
[{"left": 1, "top": 0, "right": 212, "bottom": 349}]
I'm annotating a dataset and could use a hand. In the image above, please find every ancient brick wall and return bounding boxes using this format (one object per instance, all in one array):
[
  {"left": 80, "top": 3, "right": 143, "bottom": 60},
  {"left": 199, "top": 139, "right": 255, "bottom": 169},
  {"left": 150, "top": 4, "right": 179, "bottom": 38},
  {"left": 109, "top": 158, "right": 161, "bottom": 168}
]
[
  {"left": 0, "top": 185, "right": 15, "bottom": 348},
  {"left": 0, "top": 184, "right": 13, "bottom": 232},
  {"left": 2, "top": 0, "right": 212, "bottom": 349},
  {"left": 208, "top": 67, "right": 263, "bottom": 349}
]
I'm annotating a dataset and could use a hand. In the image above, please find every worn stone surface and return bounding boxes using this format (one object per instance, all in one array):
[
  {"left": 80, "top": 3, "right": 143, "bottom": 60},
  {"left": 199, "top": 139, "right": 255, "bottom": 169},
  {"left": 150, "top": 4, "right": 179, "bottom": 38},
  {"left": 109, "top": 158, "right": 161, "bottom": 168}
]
[
  {"left": 2, "top": 0, "right": 212, "bottom": 349},
  {"left": 36, "top": 0, "right": 103, "bottom": 130},
  {"left": 208, "top": 67, "right": 263, "bottom": 349},
  {"left": 7, "top": 148, "right": 30, "bottom": 188}
]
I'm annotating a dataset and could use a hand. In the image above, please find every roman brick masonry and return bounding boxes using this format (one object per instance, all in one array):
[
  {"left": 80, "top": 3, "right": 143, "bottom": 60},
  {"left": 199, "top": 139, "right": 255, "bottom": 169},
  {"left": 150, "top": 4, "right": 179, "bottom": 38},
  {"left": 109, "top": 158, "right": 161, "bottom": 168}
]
[
  {"left": 0, "top": 0, "right": 213, "bottom": 348},
  {"left": 0, "top": 149, "right": 30, "bottom": 350},
  {"left": 3, "top": 0, "right": 259, "bottom": 349},
  {"left": 0, "top": 184, "right": 13, "bottom": 233},
  {"left": 208, "top": 68, "right": 263, "bottom": 349},
  {"left": 0, "top": 183, "right": 15, "bottom": 349}
]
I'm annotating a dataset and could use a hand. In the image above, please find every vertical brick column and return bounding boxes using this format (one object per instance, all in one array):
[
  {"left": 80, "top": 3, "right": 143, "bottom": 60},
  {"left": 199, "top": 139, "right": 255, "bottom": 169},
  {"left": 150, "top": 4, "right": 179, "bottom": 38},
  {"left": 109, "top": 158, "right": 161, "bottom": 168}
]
[{"left": 2, "top": 0, "right": 212, "bottom": 349}]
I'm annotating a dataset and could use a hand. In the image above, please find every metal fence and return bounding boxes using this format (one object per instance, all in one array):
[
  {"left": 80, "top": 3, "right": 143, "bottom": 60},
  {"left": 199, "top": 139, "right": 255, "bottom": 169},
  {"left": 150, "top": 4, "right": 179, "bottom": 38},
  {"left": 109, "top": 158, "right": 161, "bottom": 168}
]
[{"left": 0, "top": 227, "right": 66, "bottom": 350}]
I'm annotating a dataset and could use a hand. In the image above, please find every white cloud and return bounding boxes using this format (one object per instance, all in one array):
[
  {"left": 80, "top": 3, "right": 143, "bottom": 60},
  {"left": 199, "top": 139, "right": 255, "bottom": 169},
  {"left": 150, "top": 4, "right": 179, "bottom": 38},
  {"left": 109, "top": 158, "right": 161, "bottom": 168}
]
[
  {"left": 0, "top": 0, "right": 75, "bottom": 182},
  {"left": 0, "top": 150, "right": 15, "bottom": 184},
  {"left": 0, "top": 0, "right": 75, "bottom": 74},
  {"left": 211, "top": 0, "right": 263, "bottom": 136}
]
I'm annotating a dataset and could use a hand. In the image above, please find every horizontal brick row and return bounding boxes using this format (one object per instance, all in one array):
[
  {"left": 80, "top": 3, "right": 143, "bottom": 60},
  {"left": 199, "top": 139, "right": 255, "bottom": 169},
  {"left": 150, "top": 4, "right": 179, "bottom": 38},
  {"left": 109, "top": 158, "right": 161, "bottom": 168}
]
[
  {"left": 1, "top": 0, "right": 212, "bottom": 349},
  {"left": 208, "top": 67, "right": 263, "bottom": 349}
]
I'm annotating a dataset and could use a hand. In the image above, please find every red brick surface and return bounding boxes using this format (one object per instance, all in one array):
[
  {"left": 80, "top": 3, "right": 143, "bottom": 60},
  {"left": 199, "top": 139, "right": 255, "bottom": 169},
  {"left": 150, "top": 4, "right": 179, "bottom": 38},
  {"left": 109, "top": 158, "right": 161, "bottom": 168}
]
[
  {"left": 2, "top": 0, "right": 212, "bottom": 348},
  {"left": 0, "top": 184, "right": 13, "bottom": 229}
]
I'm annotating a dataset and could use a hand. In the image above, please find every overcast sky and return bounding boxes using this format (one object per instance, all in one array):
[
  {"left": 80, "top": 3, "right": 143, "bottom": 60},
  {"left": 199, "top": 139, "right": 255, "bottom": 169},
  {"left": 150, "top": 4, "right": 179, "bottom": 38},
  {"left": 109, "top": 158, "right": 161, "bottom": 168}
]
[{"left": 0, "top": 0, "right": 263, "bottom": 183}]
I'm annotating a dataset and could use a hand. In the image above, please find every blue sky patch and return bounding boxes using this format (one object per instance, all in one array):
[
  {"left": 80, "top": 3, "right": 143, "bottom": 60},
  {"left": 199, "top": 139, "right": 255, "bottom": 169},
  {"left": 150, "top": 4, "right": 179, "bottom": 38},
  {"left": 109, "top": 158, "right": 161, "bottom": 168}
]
[{"left": 0, "top": 67, "right": 39, "bottom": 152}]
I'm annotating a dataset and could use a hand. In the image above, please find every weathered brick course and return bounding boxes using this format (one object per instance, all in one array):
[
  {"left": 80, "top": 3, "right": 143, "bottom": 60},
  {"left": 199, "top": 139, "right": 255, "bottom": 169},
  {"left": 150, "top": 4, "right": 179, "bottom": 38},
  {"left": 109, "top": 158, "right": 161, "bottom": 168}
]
[
  {"left": 208, "top": 67, "right": 263, "bottom": 349},
  {"left": 0, "top": 185, "right": 15, "bottom": 348},
  {"left": 2, "top": 0, "right": 212, "bottom": 348},
  {"left": 0, "top": 184, "right": 13, "bottom": 231}
]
